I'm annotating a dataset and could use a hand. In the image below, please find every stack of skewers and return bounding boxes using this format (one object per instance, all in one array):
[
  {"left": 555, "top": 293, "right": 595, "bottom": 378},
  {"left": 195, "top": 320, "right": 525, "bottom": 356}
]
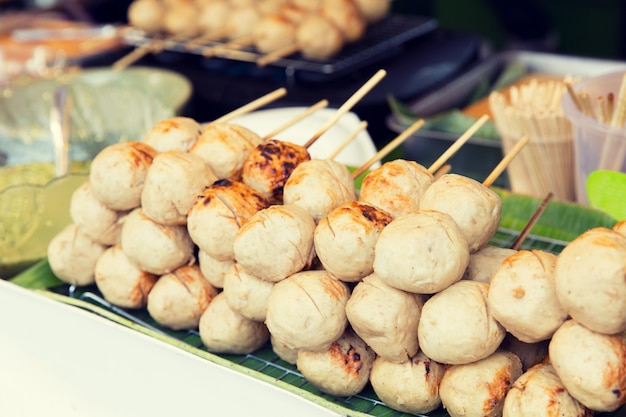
[
  {"left": 118, "top": 0, "right": 392, "bottom": 70},
  {"left": 489, "top": 77, "right": 577, "bottom": 201}
]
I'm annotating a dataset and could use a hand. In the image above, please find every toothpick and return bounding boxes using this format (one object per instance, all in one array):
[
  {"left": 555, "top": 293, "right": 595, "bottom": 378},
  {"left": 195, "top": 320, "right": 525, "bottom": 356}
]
[
  {"left": 433, "top": 163, "right": 452, "bottom": 180},
  {"left": 256, "top": 43, "right": 301, "bottom": 67}
]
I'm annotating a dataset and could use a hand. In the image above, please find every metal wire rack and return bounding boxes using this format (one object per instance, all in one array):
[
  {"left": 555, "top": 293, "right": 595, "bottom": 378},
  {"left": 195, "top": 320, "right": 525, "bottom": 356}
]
[{"left": 63, "top": 227, "right": 572, "bottom": 417}]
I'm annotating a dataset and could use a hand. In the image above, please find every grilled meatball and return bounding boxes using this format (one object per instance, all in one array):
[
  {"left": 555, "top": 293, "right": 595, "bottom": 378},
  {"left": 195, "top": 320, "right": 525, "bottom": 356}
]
[
  {"left": 190, "top": 123, "right": 264, "bottom": 180},
  {"left": 554, "top": 227, "right": 626, "bottom": 335},
  {"left": 94, "top": 244, "right": 157, "bottom": 309},
  {"left": 242, "top": 139, "right": 310, "bottom": 204},
  {"left": 373, "top": 210, "right": 469, "bottom": 294},
  {"left": 143, "top": 117, "right": 202, "bottom": 153},
  {"left": 265, "top": 270, "right": 350, "bottom": 352},
  {"left": 358, "top": 159, "right": 434, "bottom": 219},
  {"left": 296, "top": 328, "right": 375, "bottom": 397},
  {"left": 120, "top": 208, "right": 194, "bottom": 275},
  {"left": 419, "top": 173, "right": 502, "bottom": 252},
  {"left": 314, "top": 201, "right": 392, "bottom": 282},
  {"left": 141, "top": 151, "right": 217, "bottom": 226},
  {"left": 418, "top": 280, "right": 506, "bottom": 365},
  {"left": 89, "top": 141, "right": 157, "bottom": 211},
  {"left": 370, "top": 351, "right": 445, "bottom": 415},
  {"left": 187, "top": 179, "right": 270, "bottom": 261},
  {"left": 233, "top": 203, "right": 316, "bottom": 282},
  {"left": 283, "top": 159, "right": 356, "bottom": 223},
  {"left": 439, "top": 350, "right": 524, "bottom": 417}
]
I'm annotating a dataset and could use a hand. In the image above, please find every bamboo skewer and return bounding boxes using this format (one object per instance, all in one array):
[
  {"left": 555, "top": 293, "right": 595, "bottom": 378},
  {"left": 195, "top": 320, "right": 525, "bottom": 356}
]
[
  {"left": 352, "top": 118, "right": 425, "bottom": 179},
  {"left": 483, "top": 135, "right": 530, "bottom": 188},
  {"left": 303, "top": 69, "right": 386, "bottom": 149},
  {"left": 112, "top": 33, "right": 189, "bottom": 71},
  {"left": 261, "top": 99, "right": 329, "bottom": 141},
  {"left": 209, "top": 88, "right": 287, "bottom": 125},
  {"left": 510, "top": 191, "right": 554, "bottom": 250},
  {"left": 427, "top": 114, "right": 490, "bottom": 174},
  {"left": 256, "top": 43, "right": 301, "bottom": 67},
  {"left": 327, "top": 121, "right": 368, "bottom": 160},
  {"left": 201, "top": 34, "right": 256, "bottom": 58},
  {"left": 433, "top": 164, "right": 452, "bottom": 180}
]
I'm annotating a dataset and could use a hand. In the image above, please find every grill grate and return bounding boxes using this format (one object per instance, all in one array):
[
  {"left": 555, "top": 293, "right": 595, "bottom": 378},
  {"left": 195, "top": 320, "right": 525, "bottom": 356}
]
[{"left": 67, "top": 227, "right": 570, "bottom": 417}]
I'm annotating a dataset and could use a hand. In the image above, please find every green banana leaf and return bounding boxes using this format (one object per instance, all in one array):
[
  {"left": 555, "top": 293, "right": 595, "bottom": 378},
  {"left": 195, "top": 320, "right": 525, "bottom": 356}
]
[{"left": 494, "top": 187, "right": 617, "bottom": 242}]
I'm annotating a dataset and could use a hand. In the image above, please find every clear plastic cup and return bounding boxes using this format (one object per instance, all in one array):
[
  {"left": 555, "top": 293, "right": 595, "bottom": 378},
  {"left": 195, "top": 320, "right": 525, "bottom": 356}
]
[{"left": 561, "top": 71, "right": 626, "bottom": 204}]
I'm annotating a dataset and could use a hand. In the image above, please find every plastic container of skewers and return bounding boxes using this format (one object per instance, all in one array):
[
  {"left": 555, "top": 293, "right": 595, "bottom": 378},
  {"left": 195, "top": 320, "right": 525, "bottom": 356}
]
[
  {"left": 386, "top": 50, "right": 626, "bottom": 191},
  {"left": 5, "top": 63, "right": 626, "bottom": 417}
]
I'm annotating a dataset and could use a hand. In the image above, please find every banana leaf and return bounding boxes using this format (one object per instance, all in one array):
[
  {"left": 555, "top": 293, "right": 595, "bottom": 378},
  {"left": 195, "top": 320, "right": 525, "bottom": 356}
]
[{"left": 494, "top": 187, "right": 618, "bottom": 242}]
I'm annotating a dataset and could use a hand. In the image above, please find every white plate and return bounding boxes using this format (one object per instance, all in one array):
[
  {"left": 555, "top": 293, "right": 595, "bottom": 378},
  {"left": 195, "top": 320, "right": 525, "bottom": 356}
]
[
  {"left": 0, "top": 280, "right": 342, "bottom": 417},
  {"left": 229, "top": 107, "right": 379, "bottom": 169}
]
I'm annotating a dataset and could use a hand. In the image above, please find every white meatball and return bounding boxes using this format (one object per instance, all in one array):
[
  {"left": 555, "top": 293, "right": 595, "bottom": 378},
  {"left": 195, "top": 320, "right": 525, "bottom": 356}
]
[
  {"left": 373, "top": 210, "right": 470, "bottom": 294},
  {"left": 94, "top": 245, "right": 157, "bottom": 309},
  {"left": 163, "top": 1, "right": 200, "bottom": 37},
  {"left": 197, "top": 1, "right": 230, "bottom": 35},
  {"left": 47, "top": 223, "right": 107, "bottom": 286},
  {"left": 295, "top": 14, "right": 344, "bottom": 60},
  {"left": 147, "top": 264, "right": 218, "bottom": 331},
  {"left": 369, "top": 352, "right": 445, "bottom": 415},
  {"left": 89, "top": 141, "right": 157, "bottom": 211},
  {"left": 358, "top": 159, "right": 434, "bottom": 219},
  {"left": 549, "top": 319, "right": 626, "bottom": 412},
  {"left": 419, "top": 173, "right": 502, "bottom": 252},
  {"left": 127, "top": 0, "right": 164, "bottom": 33},
  {"left": 462, "top": 245, "right": 517, "bottom": 283},
  {"left": 321, "top": 0, "right": 366, "bottom": 43},
  {"left": 271, "top": 334, "right": 298, "bottom": 365},
  {"left": 265, "top": 270, "right": 350, "bottom": 352},
  {"left": 345, "top": 273, "right": 422, "bottom": 363},
  {"left": 353, "top": 0, "right": 392, "bottom": 23},
  {"left": 502, "top": 363, "right": 590, "bottom": 417},
  {"left": 187, "top": 179, "right": 270, "bottom": 261},
  {"left": 253, "top": 14, "right": 297, "bottom": 54},
  {"left": 70, "top": 181, "right": 126, "bottom": 246},
  {"left": 190, "top": 123, "right": 264, "bottom": 180},
  {"left": 233, "top": 204, "right": 316, "bottom": 282},
  {"left": 314, "top": 201, "right": 392, "bottom": 282},
  {"left": 199, "top": 292, "right": 270, "bottom": 354},
  {"left": 223, "top": 263, "right": 274, "bottom": 322},
  {"left": 283, "top": 159, "right": 356, "bottom": 223},
  {"left": 418, "top": 280, "right": 506, "bottom": 365},
  {"left": 120, "top": 208, "right": 194, "bottom": 275},
  {"left": 488, "top": 250, "right": 568, "bottom": 343},
  {"left": 554, "top": 227, "right": 626, "bottom": 335},
  {"left": 296, "top": 329, "right": 375, "bottom": 397},
  {"left": 614, "top": 219, "right": 626, "bottom": 236},
  {"left": 439, "top": 350, "right": 524, "bottom": 417},
  {"left": 143, "top": 117, "right": 202, "bottom": 153},
  {"left": 198, "top": 249, "right": 232, "bottom": 289},
  {"left": 141, "top": 151, "right": 218, "bottom": 226}
]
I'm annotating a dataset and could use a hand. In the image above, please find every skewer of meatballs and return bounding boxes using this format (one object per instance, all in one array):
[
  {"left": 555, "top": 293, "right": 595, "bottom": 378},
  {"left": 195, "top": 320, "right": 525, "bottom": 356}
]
[
  {"left": 125, "top": 0, "right": 393, "bottom": 64},
  {"left": 45, "top": 79, "right": 626, "bottom": 417}
]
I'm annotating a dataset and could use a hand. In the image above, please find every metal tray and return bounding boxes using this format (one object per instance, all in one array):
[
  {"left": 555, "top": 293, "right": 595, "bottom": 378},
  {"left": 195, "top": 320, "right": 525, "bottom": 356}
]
[{"left": 122, "top": 14, "right": 438, "bottom": 77}]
